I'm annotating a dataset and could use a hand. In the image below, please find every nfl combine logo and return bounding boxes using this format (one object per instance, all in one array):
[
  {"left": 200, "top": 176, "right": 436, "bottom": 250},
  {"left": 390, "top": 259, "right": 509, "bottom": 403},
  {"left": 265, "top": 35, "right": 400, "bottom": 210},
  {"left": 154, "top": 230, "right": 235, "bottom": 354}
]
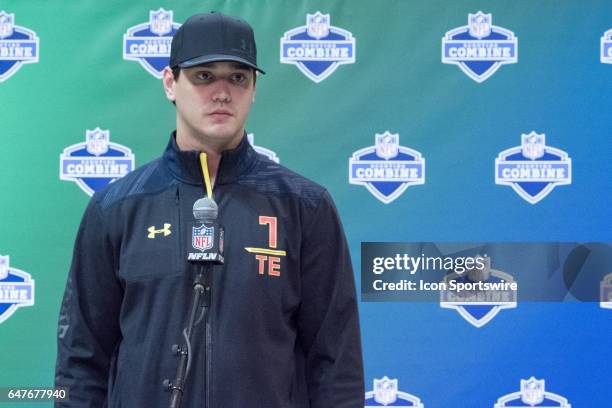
[
  {"left": 123, "top": 8, "right": 180, "bottom": 78},
  {"left": 193, "top": 225, "right": 214, "bottom": 251},
  {"left": 0, "top": 11, "right": 39, "bottom": 82},
  {"left": 495, "top": 378, "right": 571, "bottom": 407},
  {"left": 601, "top": 29, "right": 612, "bottom": 63},
  {"left": 247, "top": 133, "right": 280, "bottom": 163},
  {"left": 60, "top": 128, "right": 135, "bottom": 196},
  {"left": 364, "top": 376, "right": 424, "bottom": 407},
  {"left": 442, "top": 12, "right": 518, "bottom": 82},
  {"left": 495, "top": 132, "right": 571, "bottom": 204},
  {"left": 440, "top": 260, "right": 517, "bottom": 328},
  {"left": 601, "top": 273, "right": 612, "bottom": 309},
  {"left": 349, "top": 132, "right": 425, "bottom": 204},
  {"left": 0, "top": 255, "right": 35, "bottom": 325},
  {"left": 280, "top": 12, "right": 355, "bottom": 82}
]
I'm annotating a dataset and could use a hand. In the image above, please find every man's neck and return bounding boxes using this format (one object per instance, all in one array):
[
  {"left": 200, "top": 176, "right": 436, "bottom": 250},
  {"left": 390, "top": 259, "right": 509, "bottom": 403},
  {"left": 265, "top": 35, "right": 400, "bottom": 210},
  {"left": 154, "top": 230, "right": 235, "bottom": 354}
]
[{"left": 175, "top": 129, "right": 244, "bottom": 186}]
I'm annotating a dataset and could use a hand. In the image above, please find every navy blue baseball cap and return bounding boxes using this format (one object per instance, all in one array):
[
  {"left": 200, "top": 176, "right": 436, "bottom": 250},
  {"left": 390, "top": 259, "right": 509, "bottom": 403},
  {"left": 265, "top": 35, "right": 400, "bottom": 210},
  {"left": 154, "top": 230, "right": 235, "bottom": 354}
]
[{"left": 170, "top": 12, "right": 265, "bottom": 74}]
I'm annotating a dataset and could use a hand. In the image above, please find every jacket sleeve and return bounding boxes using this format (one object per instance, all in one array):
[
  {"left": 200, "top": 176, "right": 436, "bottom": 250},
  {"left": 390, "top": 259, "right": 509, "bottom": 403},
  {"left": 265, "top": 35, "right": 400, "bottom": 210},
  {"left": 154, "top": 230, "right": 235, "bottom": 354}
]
[
  {"left": 55, "top": 198, "right": 123, "bottom": 407},
  {"left": 297, "top": 190, "right": 364, "bottom": 408}
]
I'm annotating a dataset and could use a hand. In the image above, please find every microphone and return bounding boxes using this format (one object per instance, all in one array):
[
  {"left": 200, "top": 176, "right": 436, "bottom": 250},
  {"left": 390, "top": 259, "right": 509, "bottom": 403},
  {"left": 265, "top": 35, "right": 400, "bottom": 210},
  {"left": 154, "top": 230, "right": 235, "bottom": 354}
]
[
  {"left": 193, "top": 196, "right": 218, "bottom": 221},
  {"left": 187, "top": 196, "right": 225, "bottom": 264}
]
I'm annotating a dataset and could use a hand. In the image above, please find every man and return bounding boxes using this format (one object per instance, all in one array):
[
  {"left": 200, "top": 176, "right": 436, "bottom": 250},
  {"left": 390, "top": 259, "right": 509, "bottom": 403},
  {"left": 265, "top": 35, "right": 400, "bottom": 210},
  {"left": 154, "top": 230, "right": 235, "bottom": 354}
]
[{"left": 55, "top": 11, "right": 364, "bottom": 408}]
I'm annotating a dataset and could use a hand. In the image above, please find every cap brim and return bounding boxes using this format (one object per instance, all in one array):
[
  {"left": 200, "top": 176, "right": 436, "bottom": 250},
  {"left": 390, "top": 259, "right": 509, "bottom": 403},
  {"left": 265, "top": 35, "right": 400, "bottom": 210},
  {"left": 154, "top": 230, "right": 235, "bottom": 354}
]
[{"left": 177, "top": 54, "right": 265, "bottom": 74}]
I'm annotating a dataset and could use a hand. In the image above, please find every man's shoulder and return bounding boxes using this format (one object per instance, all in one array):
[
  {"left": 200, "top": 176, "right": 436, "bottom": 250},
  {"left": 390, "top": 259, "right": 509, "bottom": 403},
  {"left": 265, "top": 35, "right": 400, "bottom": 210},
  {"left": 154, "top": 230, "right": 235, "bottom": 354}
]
[
  {"left": 243, "top": 157, "right": 330, "bottom": 209},
  {"left": 91, "top": 157, "right": 174, "bottom": 211}
]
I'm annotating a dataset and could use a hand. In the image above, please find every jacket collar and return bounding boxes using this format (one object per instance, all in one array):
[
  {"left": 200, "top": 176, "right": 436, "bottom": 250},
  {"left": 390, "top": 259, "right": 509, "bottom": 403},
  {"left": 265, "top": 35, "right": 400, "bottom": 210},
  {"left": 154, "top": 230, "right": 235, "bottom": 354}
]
[{"left": 163, "top": 131, "right": 259, "bottom": 185}]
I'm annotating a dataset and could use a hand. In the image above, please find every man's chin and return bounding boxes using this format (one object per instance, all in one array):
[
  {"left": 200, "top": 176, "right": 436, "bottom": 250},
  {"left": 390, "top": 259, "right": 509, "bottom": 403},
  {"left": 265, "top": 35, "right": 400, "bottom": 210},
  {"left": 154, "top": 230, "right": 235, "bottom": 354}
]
[{"left": 198, "top": 128, "right": 243, "bottom": 147}]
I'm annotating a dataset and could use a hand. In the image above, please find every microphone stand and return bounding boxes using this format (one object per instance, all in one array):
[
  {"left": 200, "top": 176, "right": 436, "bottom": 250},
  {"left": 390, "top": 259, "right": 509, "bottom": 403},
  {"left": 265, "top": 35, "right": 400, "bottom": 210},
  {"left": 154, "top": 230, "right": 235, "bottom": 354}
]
[
  {"left": 164, "top": 264, "right": 211, "bottom": 408},
  {"left": 164, "top": 187, "right": 221, "bottom": 407}
]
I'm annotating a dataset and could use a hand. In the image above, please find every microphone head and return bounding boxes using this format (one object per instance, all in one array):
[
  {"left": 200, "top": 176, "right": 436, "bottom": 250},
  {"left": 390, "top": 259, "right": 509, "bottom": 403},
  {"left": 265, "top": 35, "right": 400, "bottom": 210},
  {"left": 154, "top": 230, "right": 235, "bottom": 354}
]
[{"left": 193, "top": 197, "right": 218, "bottom": 221}]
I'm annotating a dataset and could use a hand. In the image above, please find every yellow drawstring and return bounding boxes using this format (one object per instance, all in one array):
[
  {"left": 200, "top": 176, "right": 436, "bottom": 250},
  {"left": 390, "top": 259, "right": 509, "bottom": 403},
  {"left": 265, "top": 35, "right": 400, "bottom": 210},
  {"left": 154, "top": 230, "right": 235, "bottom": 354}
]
[{"left": 199, "top": 152, "right": 213, "bottom": 199}]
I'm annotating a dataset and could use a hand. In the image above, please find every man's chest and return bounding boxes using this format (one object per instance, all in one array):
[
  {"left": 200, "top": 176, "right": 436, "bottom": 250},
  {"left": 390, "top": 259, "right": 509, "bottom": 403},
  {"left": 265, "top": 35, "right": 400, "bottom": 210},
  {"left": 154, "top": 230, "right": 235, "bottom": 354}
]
[{"left": 115, "top": 184, "right": 304, "bottom": 300}]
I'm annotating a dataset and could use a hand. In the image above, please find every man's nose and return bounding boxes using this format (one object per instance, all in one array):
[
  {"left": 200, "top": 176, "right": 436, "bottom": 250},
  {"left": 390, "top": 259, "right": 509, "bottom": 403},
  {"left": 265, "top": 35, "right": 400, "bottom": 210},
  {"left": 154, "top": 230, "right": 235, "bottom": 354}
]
[{"left": 211, "top": 80, "right": 231, "bottom": 103}]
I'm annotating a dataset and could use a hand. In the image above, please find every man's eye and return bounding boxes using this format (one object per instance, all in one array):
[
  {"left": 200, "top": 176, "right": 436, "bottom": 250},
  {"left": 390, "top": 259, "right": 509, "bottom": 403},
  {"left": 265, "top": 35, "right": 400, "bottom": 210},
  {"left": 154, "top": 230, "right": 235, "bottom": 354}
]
[
  {"left": 196, "top": 72, "right": 212, "bottom": 81},
  {"left": 230, "top": 73, "right": 246, "bottom": 84}
]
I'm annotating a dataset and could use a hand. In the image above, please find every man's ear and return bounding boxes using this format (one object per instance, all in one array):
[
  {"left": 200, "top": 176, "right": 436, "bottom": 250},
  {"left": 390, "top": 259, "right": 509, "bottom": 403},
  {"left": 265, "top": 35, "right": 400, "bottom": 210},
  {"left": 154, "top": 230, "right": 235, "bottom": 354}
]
[{"left": 162, "top": 67, "right": 176, "bottom": 103}]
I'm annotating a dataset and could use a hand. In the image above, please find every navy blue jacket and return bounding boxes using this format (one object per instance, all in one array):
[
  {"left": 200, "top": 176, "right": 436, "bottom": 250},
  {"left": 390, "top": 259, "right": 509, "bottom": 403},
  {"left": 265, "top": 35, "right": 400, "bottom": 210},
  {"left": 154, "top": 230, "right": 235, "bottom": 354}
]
[{"left": 55, "top": 133, "right": 364, "bottom": 407}]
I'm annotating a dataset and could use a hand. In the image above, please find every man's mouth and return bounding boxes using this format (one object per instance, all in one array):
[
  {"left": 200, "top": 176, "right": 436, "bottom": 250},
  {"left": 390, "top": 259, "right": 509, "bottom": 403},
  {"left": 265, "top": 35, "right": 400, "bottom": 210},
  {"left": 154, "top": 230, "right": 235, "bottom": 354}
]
[{"left": 209, "top": 109, "right": 232, "bottom": 117}]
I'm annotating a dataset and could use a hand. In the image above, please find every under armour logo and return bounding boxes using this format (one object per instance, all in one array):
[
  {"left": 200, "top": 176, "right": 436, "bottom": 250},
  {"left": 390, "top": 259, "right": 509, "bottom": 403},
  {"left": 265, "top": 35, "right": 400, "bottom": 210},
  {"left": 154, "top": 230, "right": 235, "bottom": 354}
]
[{"left": 147, "top": 223, "right": 171, "bottom": 238}]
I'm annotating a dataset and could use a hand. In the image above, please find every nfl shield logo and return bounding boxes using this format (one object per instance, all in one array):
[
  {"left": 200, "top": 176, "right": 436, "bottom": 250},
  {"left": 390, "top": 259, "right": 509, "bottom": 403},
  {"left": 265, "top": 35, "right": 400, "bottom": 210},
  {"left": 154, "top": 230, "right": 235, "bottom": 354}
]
[
  {"left": 349, "top": 132, "right": 425, "bottom": 204},
  {"left": 193, "top": 225, "right": 214, "bottom": 252},
  {"left": 495, "top": 132, "right": 571, "bottom": 204},
  {"left": 495, "top": 378, "right": 571, "bottom": 408},
  {"left": 150, "top": 9, "right": 173, "bottom": 36},
  {"left": 375, "top": 132, "right": 399, "bottom": 160},
  {"left": 86, "top": 128, "right": 110, "bottom": 156},
  {"left": 60, "top": 129, "right": 135, "bottom": 196},
  {"left": 0, "top": 256, "right": 8, "bottom": 279},
  {"left": 440, "top": 268, "right": 517, "bottom": 328},
  {"left": 442, "top": 12, "right": 517, "bottom": 83},
  {"left": 373, "top": 376, "right": 398, "bottom": 405},
  {"left": 521, "top": 132, "right": 545, "bottom": 160},
  {"left": 520, "top": 377, "right": 545, "bottom": 405},
  {"left": 307, "top": 12, "right": 330, "bottom": 39},
  {"left": 466, "top": 254, "right": 491, "bottom": 282},
  {"left": 280, "top": 12, "right": 355, "bottom": 83},
  {"left": 0, "top": 11, "right": 14, "bottom": 38},
  {"left": 469, "top": 11, "right": 492, "bottom": 39},
  {"left": 0, "top": 254, "right": 35, "bottom": 325}
]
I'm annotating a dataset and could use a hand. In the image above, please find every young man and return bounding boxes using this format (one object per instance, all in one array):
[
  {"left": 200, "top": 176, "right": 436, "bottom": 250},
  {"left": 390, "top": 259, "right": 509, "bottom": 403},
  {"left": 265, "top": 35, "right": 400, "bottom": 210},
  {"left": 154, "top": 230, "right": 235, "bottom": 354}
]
[{"left": 55, "top": 12, "right": 364, "bottom": 407}]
